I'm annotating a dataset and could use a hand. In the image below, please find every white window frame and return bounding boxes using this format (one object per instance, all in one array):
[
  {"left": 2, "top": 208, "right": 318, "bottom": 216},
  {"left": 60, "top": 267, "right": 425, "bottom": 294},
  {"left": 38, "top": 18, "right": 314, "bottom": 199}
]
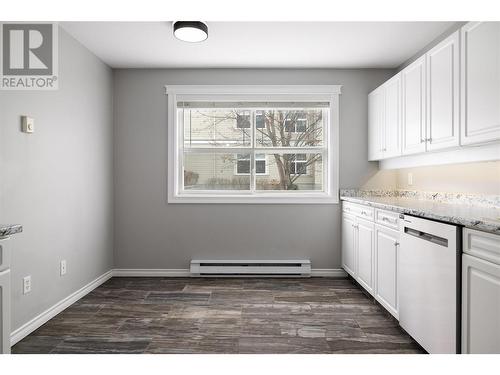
[{"left": 166, "top": 85, "right": 341, "bottom": 204}]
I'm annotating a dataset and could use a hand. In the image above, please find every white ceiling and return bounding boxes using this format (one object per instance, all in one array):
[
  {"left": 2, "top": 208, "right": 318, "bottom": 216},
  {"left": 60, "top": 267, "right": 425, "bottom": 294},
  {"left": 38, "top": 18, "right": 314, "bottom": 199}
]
[{"left": 61, "top": 22, "right": 454, "bottom": 69}]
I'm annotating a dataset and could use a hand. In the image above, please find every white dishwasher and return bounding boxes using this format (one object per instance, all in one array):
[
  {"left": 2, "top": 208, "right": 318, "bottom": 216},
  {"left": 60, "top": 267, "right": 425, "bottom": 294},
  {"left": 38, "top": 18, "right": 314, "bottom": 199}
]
[{"left": 399, "top": 215, "right": 461, "bottom": 354}]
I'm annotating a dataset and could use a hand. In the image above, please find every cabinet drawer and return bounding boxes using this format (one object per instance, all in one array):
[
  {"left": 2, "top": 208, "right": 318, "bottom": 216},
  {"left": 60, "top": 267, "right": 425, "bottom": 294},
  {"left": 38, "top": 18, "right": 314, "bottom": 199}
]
[
  {"left": 463, "top": 228, "right": 500, "bottom": 266},
  {"left": 343, "top": 201, "right": 374, "bottom": 220},
  {"left": 375, "top": 209, "right": 400, "bottom": 230}
]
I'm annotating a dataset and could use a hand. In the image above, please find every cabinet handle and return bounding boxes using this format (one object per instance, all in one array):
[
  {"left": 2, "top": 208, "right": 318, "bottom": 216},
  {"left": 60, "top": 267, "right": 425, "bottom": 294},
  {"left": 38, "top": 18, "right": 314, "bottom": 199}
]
[
  {"left": 394, "top": 241, "right": 400, "bottom": 247},
  {"left": 420, "top": 138, "right": 425, "bottom": 143},
  {"left": 427, "top": 138, "right": 432, "bottom": 143},
  {"left": 361, "top": 211, "right": 367, "bottom": 215}
]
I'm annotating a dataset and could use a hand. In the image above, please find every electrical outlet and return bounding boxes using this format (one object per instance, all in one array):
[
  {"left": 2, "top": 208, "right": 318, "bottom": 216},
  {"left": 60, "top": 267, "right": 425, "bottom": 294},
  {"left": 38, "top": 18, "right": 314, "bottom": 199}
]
[
  {"left": 23, "top": 276, "right": 32, "bottom": 294},
  {"left": 408, "top": 172, "right": 413, "bottom": 186},
  {"left": 60, "top": 260, "right": 67, "bottom": 276}
]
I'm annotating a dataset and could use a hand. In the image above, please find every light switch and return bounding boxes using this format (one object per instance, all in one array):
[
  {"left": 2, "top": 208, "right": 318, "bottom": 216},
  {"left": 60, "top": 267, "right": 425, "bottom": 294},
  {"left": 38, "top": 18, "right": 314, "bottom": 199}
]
[{"left": 21, "top": 116, "right": 34, "bottom": 133}]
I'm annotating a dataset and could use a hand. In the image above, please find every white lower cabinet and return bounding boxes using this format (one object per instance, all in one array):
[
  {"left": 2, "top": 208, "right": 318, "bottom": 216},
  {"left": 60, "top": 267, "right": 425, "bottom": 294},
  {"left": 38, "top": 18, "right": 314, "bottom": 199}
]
[
  {"left": 374, "top": 225, "right": 399, "bottom": 319},
  {"left": 356, "top": 218, "right": 375, "bottom": 295},
  {"left": 0, "top": 269, "right": 11, "bottom": 354},
  {"left": 462, "top": 253, "right": 500, "bottom": 353},
  {"left": 341, "top": 213, "right": 357, "bottom": 278},
  {"left": 342, "top": 202, "right": 399, "bottom": 309}
]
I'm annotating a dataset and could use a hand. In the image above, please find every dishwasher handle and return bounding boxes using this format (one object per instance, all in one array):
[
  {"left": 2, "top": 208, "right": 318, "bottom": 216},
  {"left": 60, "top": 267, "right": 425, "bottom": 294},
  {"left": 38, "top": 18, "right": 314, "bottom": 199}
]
[{"left": 403, "top": 227, "right": 448, "bottom": 247}]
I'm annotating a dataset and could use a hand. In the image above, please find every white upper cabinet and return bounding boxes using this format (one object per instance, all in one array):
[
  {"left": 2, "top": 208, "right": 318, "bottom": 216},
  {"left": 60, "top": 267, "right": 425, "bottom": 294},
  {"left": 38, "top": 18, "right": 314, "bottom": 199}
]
[
  {"left": 368, "top": 74, "right": 401, "bottom": 160},
  {"left": 368, "top": 87, "right": 385, "bottom": 161},
  {"left": 461, "top": 22, "right": 500, "bottom": 145},
  {"left": 426, "top": 31, "right": 460, "bottom": 151},
  {"left": 367, "top": 21, "right": 500, "bottom": 162},
  {"left": 384, "top": 74, "right": 402, "bottom": 158},
  {"left": 402, "top": 55, "right": 427, "bottom": 155}
]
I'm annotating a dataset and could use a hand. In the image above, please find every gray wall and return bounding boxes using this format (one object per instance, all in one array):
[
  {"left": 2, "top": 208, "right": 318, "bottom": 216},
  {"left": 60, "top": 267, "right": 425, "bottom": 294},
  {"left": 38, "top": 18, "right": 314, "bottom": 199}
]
[
  {"left": 0, "top": 28, "right": 114, "bottom": 331},
  {"left": 113, "top": 68, "right": 394, "bottom": 270}
]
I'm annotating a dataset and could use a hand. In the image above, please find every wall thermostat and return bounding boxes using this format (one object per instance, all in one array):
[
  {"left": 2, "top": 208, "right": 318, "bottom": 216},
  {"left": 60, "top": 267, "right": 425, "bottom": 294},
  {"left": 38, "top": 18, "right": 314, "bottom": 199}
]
[{"left": 21, "top": 116, "right": 34, "bottom": 133}]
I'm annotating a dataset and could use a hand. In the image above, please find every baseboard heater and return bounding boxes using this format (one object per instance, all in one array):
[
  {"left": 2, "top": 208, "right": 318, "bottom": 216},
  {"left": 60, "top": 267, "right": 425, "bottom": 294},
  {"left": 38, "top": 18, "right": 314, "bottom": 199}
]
[{"left": 190, "top": 259, "right": 311, "bottom": 277}]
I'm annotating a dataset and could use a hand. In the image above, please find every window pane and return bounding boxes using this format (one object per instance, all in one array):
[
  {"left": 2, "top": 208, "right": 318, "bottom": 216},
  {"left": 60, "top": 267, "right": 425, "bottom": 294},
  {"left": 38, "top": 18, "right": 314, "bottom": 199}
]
[
  {"left": 255, "top": 109, "right": 324, "bottom": 148},
  {"left": 184, "top": 152, "right": 250, "bottom": 190},
  {"left": 284, "top": 118, "right": 295, "bottom": 132},
  {"left": 296, "top": 161, "right": 307, "bottom": 175},
  {"left": 236, "top": 111, "right": 251, "bottom": 129},
  {"left": 255, "top": 153, "right": 323, "bottom": 191},
  {"left": 255, "top": 110, "right": 265, "bottom": 129},
  {"left": 182, "top": 108, "right": 251, "bottom": 148},
  {"left": 237, "top": 161, "right": 250, "bottom": 174},
  {"left": 256, "top": 160, "right": 266, "bottom": 174}
]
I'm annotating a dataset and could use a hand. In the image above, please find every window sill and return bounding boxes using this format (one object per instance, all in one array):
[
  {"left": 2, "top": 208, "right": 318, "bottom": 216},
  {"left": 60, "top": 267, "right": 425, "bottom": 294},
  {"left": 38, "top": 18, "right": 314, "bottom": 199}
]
[{"left": 167, "top": 192, "right": 339, "bottom": 204}]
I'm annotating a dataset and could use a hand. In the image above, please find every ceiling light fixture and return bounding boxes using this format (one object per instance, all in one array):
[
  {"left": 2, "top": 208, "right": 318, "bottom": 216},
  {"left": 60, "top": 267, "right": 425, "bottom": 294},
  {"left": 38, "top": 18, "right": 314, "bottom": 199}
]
[{"left": 173, "top": 21, "right": 208, "bottom": 43}]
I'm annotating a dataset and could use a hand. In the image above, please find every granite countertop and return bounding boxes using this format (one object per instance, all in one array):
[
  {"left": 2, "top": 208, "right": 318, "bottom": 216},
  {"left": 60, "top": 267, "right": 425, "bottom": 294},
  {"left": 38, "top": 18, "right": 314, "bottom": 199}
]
[
  {"left": 0, "top": 224, "right": 23, "bottom": 238},
  {"left": 340, "top": 195, "right": 500, "bottom": 235}
]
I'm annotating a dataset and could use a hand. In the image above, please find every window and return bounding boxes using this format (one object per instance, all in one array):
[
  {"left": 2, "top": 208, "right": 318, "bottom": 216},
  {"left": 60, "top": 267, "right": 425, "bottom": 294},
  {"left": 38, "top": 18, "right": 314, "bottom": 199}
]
[
  {"left": 167, "top": 85, "right": 341, "bottom": 203},
  {"left": 255, "top": 110, "right": 265, "bottom": 129},
  {"left": 236, "top": 154, "right": 251, "bottom": 174},
  {"left": 284, "top": 112, "right": 307, "bottom": 133},
  {"left": 290, "top": 154, "right": 307, "bottom": 175},
  {"left": 236, "top": 111, "right": 251, "bottom": 129},
  {"left": 236, "top": 154, "right": 267, "bottom": 175}
]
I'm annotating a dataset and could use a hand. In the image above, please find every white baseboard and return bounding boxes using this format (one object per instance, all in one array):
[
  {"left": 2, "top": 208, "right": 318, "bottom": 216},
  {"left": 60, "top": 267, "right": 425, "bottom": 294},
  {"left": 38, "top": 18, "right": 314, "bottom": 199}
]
[
  {"left": 112, "top": 268, "right": 191, "bottom": 277},
  {"left": 10, "top": 270, "right": 113, "bottom": 346},
  {"left": 112, "top": 268, "right": 347, "bottom": 278}
]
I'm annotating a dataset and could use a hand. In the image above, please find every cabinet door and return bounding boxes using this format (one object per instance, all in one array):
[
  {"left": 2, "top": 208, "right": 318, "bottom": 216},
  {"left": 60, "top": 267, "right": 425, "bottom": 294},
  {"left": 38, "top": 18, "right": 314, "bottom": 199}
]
[
  {"left": 402, "top": 55, "right": 427, "bottom": 155},
  {"left": 462, "top": 254, "right": 500, "bottom": 354},
  {"left": 384, "top": 74, "right": 402, "bottom": 158},
  {"left": 368, "top": 87, "right": 385, "bottom": 161},
  {"left": 426, "top": 30, "right": 460, "bottom": 151},
  {"left": 341, "top": 213, "right": 357, "bottom": 278},
  {"left": 0, "top": 269, "right": 11, "bottom": 354},
  {"left": 356, "top": 218, "right": 375, "bottom": 295},
  {"left": 461, "top": 22, "right": 500, "bottom": 145},
  {"left": 375, "top": 225, "right": 399, "bottom": 319}
]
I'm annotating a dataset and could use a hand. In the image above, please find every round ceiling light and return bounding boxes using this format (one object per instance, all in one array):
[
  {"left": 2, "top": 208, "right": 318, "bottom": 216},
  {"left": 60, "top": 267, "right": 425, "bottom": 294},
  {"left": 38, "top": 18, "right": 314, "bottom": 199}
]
[{"left": 173, "top": 21, "right": 208, "bottom": 43}]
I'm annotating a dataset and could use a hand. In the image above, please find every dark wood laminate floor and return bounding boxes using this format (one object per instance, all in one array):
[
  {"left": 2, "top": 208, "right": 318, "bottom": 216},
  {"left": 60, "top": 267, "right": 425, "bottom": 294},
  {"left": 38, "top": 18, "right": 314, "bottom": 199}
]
[{"left": 12, "top": 277, "right": 425, "bottom": 354}]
